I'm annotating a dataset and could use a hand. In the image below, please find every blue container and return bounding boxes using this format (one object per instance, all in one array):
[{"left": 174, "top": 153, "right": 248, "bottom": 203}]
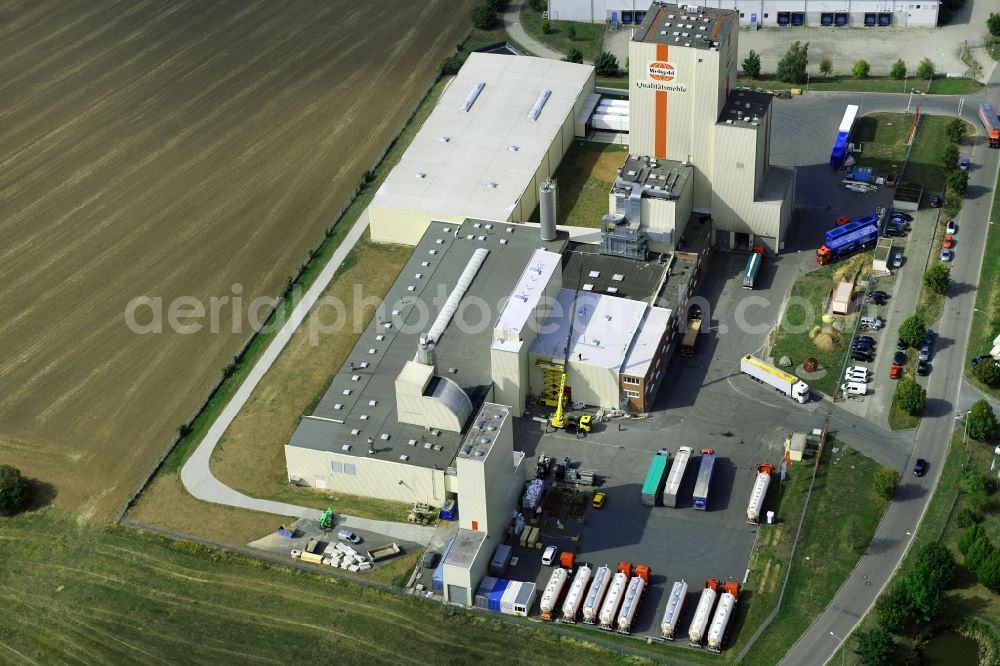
[
  {"left": 489, "top": 579, "right": 510, "bottom": 612},
  {"left": 439, "top": 499, "right": 457, "bottom": 521}
]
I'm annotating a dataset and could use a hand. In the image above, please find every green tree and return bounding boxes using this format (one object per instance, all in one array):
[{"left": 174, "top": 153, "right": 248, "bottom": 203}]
[
  {"left": 438, "top": 55, "right": 463, "bottom": 76},
  {"left": 923, "top": 263, "right": 950, "bottom": 295},
  {"left": 527, "top": 0, "right": 545, "bottom": 11},
  {"left": 873, "top": 467, "right": 899, "bottom": 501},
  {"left": 916, "top": 57, "right": 935, "bottom": 80},
  {"left": 959, "top": 524, "right": 987, "bottom": 556},
  {"left": 965, "top": 533, "right": 994, "bottom": 572},
  {"left": 955, "top": 508, "right": 982, "bottom": 528},
  {"left": 742, "top": 50, "right": 762, "bottom": 78},
  {"left": 967, "top": 399, "right": 1000, "bottom": 441},
  {"left": 976, "top": 548, "right": 1000, "bottom": 589},
  {"left": 819, "top": 56, "right": 833, "bottom": 77},
  {"left": 974, "top": 358, "right": 1000, "bottom": 388},
  {"left": 946, "top": 117, "right": 967, "bottom": 143},
  {"left": 988, "top": 12, "right": 1000, "bottom": 37},
  {"left": 472, "top": 4, "right": 499, "bottom": 30},
  {"left": 566, "top": 23, "right": 576, "bottom": 40},
  {"left": 914, "top": 543, "right": 957, "bottom": 588},
  {"left": 594, "top": 51, "right": 620, "bottom": 77},
  {"left": 541, "top": 19, "right": 551, "bottom": 34},
  {"left": 776, "top": 41, "right": 809, "bottom": 84},
  {"left": 0, "top": 465, "right": 28, "bottom": 515},
  {"left": 948, "top": 169, "right": 969, "bottom": 195},
  {"left": 484, "top": 0, "right": 504, "bottom": 11},
  {"left": 854, "top": 626, "right": 897, "bottom": 666},
  {"left": 875, "top": 583, "right": 914, "bottom": 632},
  {"left": 894, "top": 377, "right": 926, "bottom": 416},
  {"left": 967, "top": 488, "right": 992, "bottom": 513},
  {"left": 890, "top": 59, "right": 907, "bottom": 80},
  {"left": 563, "top": 47, "right": 583, "bottom": 64},
  {"left": 853, "top": 59, "right": 870, "bottom": 79},
  {"left": 898, "top": 314, "right": 926, "bottom": 348},
  {"left": 942, "top": 143, "right": 960, "bottom": 170}
]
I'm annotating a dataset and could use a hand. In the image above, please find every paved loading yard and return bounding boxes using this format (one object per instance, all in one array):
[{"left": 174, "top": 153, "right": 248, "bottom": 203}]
[{"left": 496, "top": 249, "right": 832, "bottom": 641}]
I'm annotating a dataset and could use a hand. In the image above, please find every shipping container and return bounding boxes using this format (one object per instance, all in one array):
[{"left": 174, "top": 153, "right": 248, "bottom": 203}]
[
  {"left": 663, "top": 446, "right": 692, "bottom": 507},
  {"left": 641, "top": 449, "right": 670, "bottom": 506},
  {"left": 489, "top": 544, "right": 513, "bottom": 577},
  {"left": 692, "top": 449, "right": 717, "bottom": 511},
  {"left": 475, "top": 576, "right": 498, "bottom": 609},
  {"left": 489, "top": 579, "right": 510, "bottom": 612},
  {"left": 500, "top": 581, "right": 521, "bottom": 614},
  {"left": 504, "top": 581, "right": 536, "bottom": 616}
]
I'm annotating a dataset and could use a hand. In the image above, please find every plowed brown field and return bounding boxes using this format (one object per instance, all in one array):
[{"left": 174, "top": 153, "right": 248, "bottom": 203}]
[{"left": 0, "top": 0, "right": 474, "bottom": 519}]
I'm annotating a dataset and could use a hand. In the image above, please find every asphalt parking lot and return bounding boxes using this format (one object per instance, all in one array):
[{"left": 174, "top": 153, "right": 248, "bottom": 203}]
[{"left": 499, "top": 247, "right": 830, "bottom": 641}]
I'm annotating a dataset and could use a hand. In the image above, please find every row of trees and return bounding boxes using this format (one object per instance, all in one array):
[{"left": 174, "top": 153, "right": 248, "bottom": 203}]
[
  {"left": 741, "top": 43, "right": 936, "bottom": 83},
  {"left": 893, "top": 314, "right": 929, "bottom": 416},
  {"left": 941, "top": 117, "right": 970, "bottom": 195}
]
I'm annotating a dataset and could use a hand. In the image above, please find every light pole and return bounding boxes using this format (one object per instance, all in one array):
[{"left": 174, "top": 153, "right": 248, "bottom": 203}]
[
  {"left": 830, "top": 632, "right": 846, "bottom": 665},
  {"left": 903, "top": 73, "right": 908, "bottom": 94},
  {"left": 807, "top": 72, "right": 810, "bottom": 92}
]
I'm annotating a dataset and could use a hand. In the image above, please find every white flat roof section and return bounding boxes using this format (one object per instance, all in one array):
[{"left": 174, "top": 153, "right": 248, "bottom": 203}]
[
  {"left": 621, "top": 306, "right": 670, "bottom": 377},
  {"left": 531, "top": 289, "right": 648, "bottom": 370},
  {"left": 838, "top": 105, "right": 859, "bottom": 133},
  {"left": 372, "top": 52, "right": 595, "bottom": 223},
  {"left": 492, "top": 249, "right": 562, "bottom": 351}
]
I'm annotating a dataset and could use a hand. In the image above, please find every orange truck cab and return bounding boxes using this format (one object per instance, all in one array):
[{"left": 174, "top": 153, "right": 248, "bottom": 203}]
[
  {"left": 559, "top": 551, "right": 575, "bottom": 569},
  {"left": 634, "top": 564, "right": 651, "bottom": 582},
  {"left": 618, "top": 561, "right": 632, "bottom": 577}
]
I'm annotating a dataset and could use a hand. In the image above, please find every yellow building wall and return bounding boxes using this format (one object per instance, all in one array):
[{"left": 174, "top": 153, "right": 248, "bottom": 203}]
[{"left": 284, "top": 445, "right": 448, "bottom": 506}]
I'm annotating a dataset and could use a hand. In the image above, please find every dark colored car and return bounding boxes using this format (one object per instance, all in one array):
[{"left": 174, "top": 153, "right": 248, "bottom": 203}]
[
  {"left": 852, "top": 339, "right": 874, "bottom": 351},
  {"left": 855, "top": 335, "right": 875, "bottom": 345},
  {"left": 852, "top": 351, "right": 874, "bottom": 363},
  {"left": 914, "top": 458, "right": 928, "bottom": 477},
  {"left": 866, "top": 291, "right": 888, "bottom": 304},
  {"left": 883, "top": 228, "right": 906, "bottom": 238},
  {"left": 893, "top": 351, "right": 907, "bottom": 365},
  {"left": 422, "top": 551, "right": 439, "bottom": 569},
  {"left": 892, "top": 211, "right": 914, "bottom": 221},
  {"left": 917, "top": 361, "right": 930, "bottom": 376},
  {"left": 924, "top": 330, "right": 936, "bottom": 346},
  {"left": 972, "top": 354, "right": 994, "bottom": 367},
  {"left": 930, "top": 195, "right": 942, "bottom": 208},
  {"left": 896, "top": 338, "right": 909, "bottom": 351}
]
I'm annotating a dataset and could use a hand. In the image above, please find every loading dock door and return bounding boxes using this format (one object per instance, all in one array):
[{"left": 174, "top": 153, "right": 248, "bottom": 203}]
[
  {"left": 447, "top": 584, "right": 469, "bottom": 606},
  {"left": 754, "top": 235, "right": 779, "bottom": 255}
]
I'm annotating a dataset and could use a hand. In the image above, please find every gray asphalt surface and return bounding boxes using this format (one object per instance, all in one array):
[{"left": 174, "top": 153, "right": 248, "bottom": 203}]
[{"left": 780, "top": 74, "right": 1000, "bottom": 666}]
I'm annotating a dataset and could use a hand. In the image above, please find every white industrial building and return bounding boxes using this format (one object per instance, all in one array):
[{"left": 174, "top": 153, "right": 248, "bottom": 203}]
[
  {"left": 546, "top": 0, "right": 938, "bottom": 28},
  {"left": 600, "top": 3, "right": 794, "bottom": 253},
  {"left": 368, "top": 53, "right": 596, "bottom": 245}
]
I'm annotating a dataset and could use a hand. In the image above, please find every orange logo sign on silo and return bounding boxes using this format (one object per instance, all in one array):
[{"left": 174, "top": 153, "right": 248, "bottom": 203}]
[{"left": 648, "top": 61, "right": 676, "bottom": 81}]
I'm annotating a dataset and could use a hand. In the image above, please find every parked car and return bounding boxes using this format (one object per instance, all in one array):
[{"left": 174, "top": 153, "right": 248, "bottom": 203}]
[
  {"left": 914, "top": 458, "right": 928, "bottom": 477},
  {"left": 892, "top": 253, "right": 904, "bottom": 268},
  {"left": 889, "top": 218, "right": 910, "bottom": 229},
  {"left": 855, "top": 335, "right": 876, "bottom": 345},
  {"left": 852, "top": 350, "right": 874, "bottom": 363},
  {"left": 866, "top": 290, "right": 889, "bottom": 304},
  {"left": 896, "top": 338, "right": 909, "bottom": 351},
  {"left": 946, "top": 220, "right": 957, "bottom": 234},
  {"left": 338, "top": 530, "right": 362, "bottom": 544},
  {"left": 422, "top": 551, "right": 440, "bottom": 569},
  {"left": 919, "top": 346, "right": 931, "bottom": 362},
  {"left": 917, "top": 360, "right": 930, "bottom": 376},
  {"left": 890, "top": 364, "right": 903, "bottom": 379},
  {"left": 940, "top": 248, "right": 953, "bottom": 262},
  {"left": 972, "top": 354, "right": 995, "bottom": 367},
  {"left": 893, "top": 351, "right": 907, "bottom": 365},
  {"left": 960, "top": 156, "right": 970, "bottom": 171},
  {"left": 924, "top": 330, "right": 936, "bottom": 347},
  {"left": 852, "top": 339, "right": 874, "bottom": 351},
  {"left": 943, "top": 235, "right": 955, "bottom": 249},
  {"left": 930, "top": 195, "right": 942, "bottom": 208},
  {"left": 892, "top": 211, "right": 914, "bottom": 221},
  {"left": 884, "top": 228, "right": 906, "bottom": 238},
  {"left": 592, "top": 491, "right": 606, "bottom": 508},
  {"left": 542, "top": 545, "right": 558, "bottom": 566},
  {"left": 860, "top": 316, "right": 884, "bottom": 330}
]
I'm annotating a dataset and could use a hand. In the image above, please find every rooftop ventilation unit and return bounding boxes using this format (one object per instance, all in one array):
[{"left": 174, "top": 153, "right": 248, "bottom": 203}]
[
  {"left": 460, "top": 81, "right": 486, "bottom": 112},
  {"left": 425, "top": 248, "right": 489, "bottom": 344},
  {"left": 439, "top": 136, "right": 450, "bottom": 142},
  {"left": 528, "top": 89, "right": 552, "bottom": 121}
]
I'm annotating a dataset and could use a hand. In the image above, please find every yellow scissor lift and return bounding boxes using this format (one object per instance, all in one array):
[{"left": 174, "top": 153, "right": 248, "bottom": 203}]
[{"left": 535, "top": 360, "right": 590, "bottom": 436}]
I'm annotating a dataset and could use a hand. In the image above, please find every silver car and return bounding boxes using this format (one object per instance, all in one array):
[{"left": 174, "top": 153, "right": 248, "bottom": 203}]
[{"left": 940, "top": 248, "right": 953, "bottom": 262}]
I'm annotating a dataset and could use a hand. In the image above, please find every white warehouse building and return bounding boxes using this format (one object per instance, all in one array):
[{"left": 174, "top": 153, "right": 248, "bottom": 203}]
[
  {"left": 545, "top": 0, "right": 938, "bottom": 28},
  {"left": 368, "top": 53, "right": 596, "bottom": 245}
]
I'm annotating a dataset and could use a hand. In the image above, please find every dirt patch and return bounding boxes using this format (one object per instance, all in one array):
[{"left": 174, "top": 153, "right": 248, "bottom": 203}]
[
  {"left": 0, "top": 0, "right": 475, "bottom": 520},
  {"left": 208, "top": 239, "right": 412, "bottom": 500}
]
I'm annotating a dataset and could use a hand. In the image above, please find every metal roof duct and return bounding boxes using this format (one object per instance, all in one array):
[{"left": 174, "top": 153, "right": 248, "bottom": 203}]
[
  {"left": 460, "top": 81, "right": 486, "bottom": 112},
  {"left": 426, "top": 248, "right": 489, "bottom": 343},
  {"left": 528, "top": 89, "right": 552, "bottom": 121}
]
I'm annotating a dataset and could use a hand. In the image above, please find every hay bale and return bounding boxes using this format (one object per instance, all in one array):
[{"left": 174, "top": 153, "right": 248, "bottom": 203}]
[
  {"left": 809, "top": 325, "right": 821, "bottom": 340},
  {"left": 813, "top": 332, "right": 839, "bottom": 353}
]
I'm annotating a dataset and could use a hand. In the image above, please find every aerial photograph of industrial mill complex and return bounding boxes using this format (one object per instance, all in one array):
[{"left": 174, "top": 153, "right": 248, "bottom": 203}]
[{"left": 7, "top": 0, "right": 1000, "bottom": 663}]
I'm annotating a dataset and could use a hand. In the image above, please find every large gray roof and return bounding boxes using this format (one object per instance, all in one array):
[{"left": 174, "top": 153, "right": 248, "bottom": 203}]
[{"left": 287, "top": 219, "right": 567, "bottom": 469}]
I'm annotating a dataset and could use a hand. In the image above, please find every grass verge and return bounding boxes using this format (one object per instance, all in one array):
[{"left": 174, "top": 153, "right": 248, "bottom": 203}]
[
  {"left": 769, "top": 253, "right": 874, "bottom": 398},
  {"left": 965, "top": 166, "right": 1000, "bottom": 398},
  {"left": 519, "top": 4, "right": 605, "bottom": 62},
  {"left": 532, "top": 140, "right": 628, "bottom": 228},
  {"left": 0, "top": 509, "right": 636, "bottom": 665},
  {"left": 740, "top": 441, "right": 892, "bottom": 666},
  {"left": 830, "top": 430, "right": 1000, "bottom": 664},
  {"left": 596, "top": 74, "right": 628, "bottom": 89},
  {"left": 736, "top": 76, "right": 982, "bottom": 95}
]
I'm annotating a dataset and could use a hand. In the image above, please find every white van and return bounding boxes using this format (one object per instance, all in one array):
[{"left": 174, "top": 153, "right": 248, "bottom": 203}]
[
  {"left": 841, "top": 382, "right": 867, "bottom": 396},
  {"left": 845, "top": 366, "right": 870, "bottom": 382},
  {"left": 859, "top": 316, "right": 883, "bottom": 330}
]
